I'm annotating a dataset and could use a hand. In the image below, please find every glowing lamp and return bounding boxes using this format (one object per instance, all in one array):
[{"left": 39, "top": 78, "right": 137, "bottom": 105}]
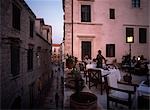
[{"left": 127, "top": 36, "right": 134, "bottom": 43}]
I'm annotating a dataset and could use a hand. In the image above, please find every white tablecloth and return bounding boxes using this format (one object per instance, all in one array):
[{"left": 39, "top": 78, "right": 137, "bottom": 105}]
[
  {"left": 108, "top": 68, "right": 121, "bottom": 81},
  {"left": 86, "top": 63, "right": 96, "bottom": 69},
  {"left": 137, "top": 81, "right": 150, "bottom": 96},
  {"left": 86, "top": 67, "right": 121, "bottom": 81}
]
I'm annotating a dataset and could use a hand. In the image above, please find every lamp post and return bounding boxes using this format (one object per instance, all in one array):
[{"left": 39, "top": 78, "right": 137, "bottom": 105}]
[
  {"left": 127, "top": 36, "right": 133, "bottom": 60},
  {"left": 126, "top": 36, "right": 134, "bottom": 82}
]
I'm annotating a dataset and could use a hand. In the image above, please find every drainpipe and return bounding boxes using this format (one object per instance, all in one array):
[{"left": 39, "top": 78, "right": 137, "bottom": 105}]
[{"left": 71, "top": 0, "right": 73, "bottom": 56}]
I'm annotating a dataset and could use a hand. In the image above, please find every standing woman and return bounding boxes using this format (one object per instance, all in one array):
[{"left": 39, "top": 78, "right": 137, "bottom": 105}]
[{"left": 96, "top": 50, "right": 106, "bottom": 68}]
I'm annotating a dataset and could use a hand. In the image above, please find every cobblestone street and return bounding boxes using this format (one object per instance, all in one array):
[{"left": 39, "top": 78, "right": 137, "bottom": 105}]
[{"left": 40, "top": 63, "right": 64, "bottom": 109}]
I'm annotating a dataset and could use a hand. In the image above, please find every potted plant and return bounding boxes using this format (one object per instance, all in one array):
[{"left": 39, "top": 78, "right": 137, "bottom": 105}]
[
  {"left": 66, "top": 54, "right": 77, "bottom": 69},
  {"left": 71, "top": 67, "right": 84, "bottom": 93},
  {"left": 70, "top": 67, "right": 97, "bottom": 109}
]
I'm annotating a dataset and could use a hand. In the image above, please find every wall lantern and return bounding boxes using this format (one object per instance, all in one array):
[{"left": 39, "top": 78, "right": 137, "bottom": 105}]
[{"left": 127, "top": 36, "right": 134, "bottom": 43}]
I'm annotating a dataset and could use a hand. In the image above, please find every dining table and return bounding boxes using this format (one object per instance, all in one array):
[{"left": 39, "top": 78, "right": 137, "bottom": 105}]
[
  {"left": 136, "top": 81, "right": 150, "bottom": 109},
  {"left": 86, "top": 63, "right": 121, "bottom": 81},
  {"left": 85, "top": 63, "right": 121, "bottom": 94},
  {"left": 137, "top": 81, "right": 150, "bottom": 96}
]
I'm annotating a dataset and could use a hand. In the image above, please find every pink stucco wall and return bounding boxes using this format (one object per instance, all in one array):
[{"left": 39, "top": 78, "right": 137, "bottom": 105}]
[{"left": 64, "top": 0, "right": 149, "bottom": 63}]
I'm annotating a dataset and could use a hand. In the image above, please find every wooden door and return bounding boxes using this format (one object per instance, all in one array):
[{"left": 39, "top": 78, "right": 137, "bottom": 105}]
[{"left": 81, "top": 41, "right": 91, "bottom": 60}]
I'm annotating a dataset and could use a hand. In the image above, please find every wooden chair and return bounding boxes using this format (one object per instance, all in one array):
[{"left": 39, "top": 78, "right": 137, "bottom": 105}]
[
  {"left": 104, "top": 73, "right": 137, "bottom": 109},
  {"left": 87, "top": 69, "right": 106, "bottom": 95}
]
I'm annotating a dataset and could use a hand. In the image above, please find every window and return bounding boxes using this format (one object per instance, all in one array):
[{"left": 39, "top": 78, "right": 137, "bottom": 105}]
[
  {"left": 27, "top": 46, "right": 33, "bottom": 70},
  {"left": 132, "top": 0, "right": 140, "bottom": 8},
  {"left": 82, "top": 41, "right": 91, "bottom": 60},
  {"left": 106, "top": 44, "right": 115, "bottom": 57},
  {"left": 81, "top": 5, "right": 91, "bottom": 22},
  {"left": 109, "top": 9, "right": 115, "bottom": 19},
  {"left": 30, "top": 20, "right": 34, "bottom": 37},
  {"left": 12, "top": 3, "right": 21, "bottom": 30},
  {"left": 126, "top": 28, "right": 134, "bottom": 43},
  {"left": 36, "top": 47, "right": 41, "bottom": 66},
  {"left": 47, "top": 30, "right": 49, "bottom": 41},
  {"left": 54, "top": 48, "right": 56, "bottom": 52},
  {"left": 11, "top": 44, "right": 20, "bottom": 76},
  {"left": 139, "top": 28, "right": 147, "bottom": 43}
]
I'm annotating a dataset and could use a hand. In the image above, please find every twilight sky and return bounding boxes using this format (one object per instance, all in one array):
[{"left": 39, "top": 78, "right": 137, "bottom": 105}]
[{"left": 25, "top": 0, "right": 64, "bottom": 44}]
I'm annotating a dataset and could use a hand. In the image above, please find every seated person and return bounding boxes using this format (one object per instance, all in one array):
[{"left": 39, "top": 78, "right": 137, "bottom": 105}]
[
  {"left": 131, "top": 56, "right": 137, "bottom": 67},
  {"left": 86, "top": 59, "right": 97, "bottom": 69},
  {"left": 135, "top": 60, "right": 149, "bottom": 74},
  {"left": 112, "top": 59, "right": 119, "bottom": 69},
  {"left": 83, "top": 55, "right": 92, "bottom": 69},
  {"left": 135, "top": 60, "right": 141, "bottom": 68},
  {"left": 140, "top": 55, "right": 145, "bottom": 61},
  {"left": 139, "top": 55, "right": 148, "bottom": 62},
  {"left": 83, "top": 55, "right": 88, "bottom": 66},
  {"left": 92, "top": 58, "right": 97, "bottom": 68}
]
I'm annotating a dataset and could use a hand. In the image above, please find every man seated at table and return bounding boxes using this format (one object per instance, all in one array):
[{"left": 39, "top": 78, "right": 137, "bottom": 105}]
[{"left": 134, "top": 58, "right": 149, "bottom": 75}]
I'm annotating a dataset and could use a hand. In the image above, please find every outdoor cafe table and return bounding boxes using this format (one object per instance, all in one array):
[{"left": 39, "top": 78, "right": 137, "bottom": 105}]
[
  {"left": 86, "top": 66, "right": 121, "bottom": 81},
  {"left": 137, "top": 81, "right": 150, "bottom": 96},
  {"left": 86, "top": 66, "right": 121, "bottom": 94},
  {"left": 136, "top": 81, "right": 150, "bottom": 109}
]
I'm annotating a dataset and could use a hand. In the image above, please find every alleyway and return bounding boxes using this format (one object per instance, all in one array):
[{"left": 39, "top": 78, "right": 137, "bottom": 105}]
[{"left": 40, "top": 62, "right": 64, "bottom": 109}]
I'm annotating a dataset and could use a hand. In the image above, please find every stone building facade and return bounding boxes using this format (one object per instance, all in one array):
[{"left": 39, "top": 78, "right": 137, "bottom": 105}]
[
  {"left": 0, "top": 0, "right": 52, "bottom": 108},
  {"left": 52, "top": 44, "right": 61, "bottom": 63},
  {"left": 63, "top": 0, "right": 149, "bottom": 63}
]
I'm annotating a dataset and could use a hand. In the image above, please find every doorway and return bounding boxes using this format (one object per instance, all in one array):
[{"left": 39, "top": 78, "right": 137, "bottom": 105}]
[
  {"left": 81, "top": 41, "right": 91, "bottom": 60},
  {"left": 29, "top": 83, "right": 35, "bottom": 108}
]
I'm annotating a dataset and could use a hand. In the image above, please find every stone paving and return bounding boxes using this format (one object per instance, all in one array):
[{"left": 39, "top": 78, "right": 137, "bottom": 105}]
[{"left": 40, "top": 63, "right": 64, "bottom": 109}]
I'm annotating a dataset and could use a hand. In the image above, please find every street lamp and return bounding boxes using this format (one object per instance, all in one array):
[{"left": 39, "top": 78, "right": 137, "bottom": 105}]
[
  {"left": 127, "top": 36, "right": 134, "bottom": 59},
  {"left": 126, "top": 36, "right": 134, "bottom": 83}
]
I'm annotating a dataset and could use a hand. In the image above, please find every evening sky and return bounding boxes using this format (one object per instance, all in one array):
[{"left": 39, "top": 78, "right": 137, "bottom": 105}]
[{"left": 25, "top": 0, "right": 64, "bottom": 44}]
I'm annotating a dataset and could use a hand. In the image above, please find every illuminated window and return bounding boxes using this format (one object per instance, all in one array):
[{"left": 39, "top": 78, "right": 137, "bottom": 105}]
[{"left": 126, "top": 28, "right": 134, "bottom": 43}]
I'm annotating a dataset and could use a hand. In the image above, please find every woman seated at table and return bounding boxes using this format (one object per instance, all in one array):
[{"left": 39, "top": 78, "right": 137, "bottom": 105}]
[{"left": 96, "top": 50, "right": 106, "bottom": 68}]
